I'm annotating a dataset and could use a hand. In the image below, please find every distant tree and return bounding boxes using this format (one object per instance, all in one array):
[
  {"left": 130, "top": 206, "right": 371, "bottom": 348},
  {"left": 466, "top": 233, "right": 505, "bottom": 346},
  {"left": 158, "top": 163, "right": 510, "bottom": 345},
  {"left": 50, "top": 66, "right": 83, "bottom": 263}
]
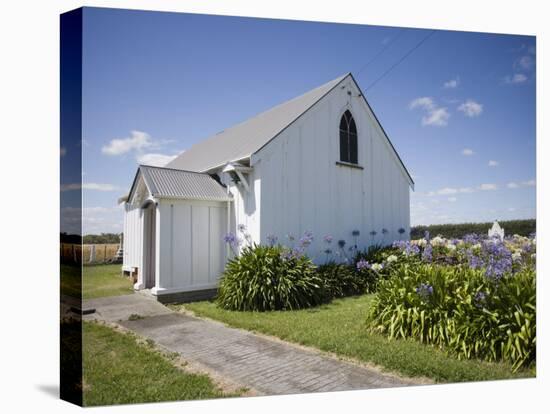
[
  {"left": 410, "top": 219, "right": 535, "bottom": 239},
  {"left": 82, "top": 233, "right": 121, "bottom": 244},
  {"left": 60, "top": 233, "right": 81, "bottom": 244}
]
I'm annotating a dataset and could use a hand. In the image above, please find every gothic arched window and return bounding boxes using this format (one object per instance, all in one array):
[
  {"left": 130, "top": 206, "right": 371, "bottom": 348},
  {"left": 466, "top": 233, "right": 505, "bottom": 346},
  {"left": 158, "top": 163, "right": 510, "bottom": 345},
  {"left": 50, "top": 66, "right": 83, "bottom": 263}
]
[{"left": 339, "top": 110, "right": 358, "bottom": 164}]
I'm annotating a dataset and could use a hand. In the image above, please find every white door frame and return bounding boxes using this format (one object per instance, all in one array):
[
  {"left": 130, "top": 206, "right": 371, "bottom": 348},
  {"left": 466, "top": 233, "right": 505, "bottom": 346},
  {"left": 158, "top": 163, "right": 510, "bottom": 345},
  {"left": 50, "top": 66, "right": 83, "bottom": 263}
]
[{"left": 135, "top": 199, "right": 157, "bottom": 291}]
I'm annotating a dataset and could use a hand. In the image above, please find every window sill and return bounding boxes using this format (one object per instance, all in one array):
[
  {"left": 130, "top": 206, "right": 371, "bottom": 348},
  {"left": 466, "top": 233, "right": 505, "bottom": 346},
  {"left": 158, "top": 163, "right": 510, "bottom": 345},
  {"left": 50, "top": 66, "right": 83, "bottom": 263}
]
[{"left": 335, "top": 161, "right": 364, "bottom": 170}]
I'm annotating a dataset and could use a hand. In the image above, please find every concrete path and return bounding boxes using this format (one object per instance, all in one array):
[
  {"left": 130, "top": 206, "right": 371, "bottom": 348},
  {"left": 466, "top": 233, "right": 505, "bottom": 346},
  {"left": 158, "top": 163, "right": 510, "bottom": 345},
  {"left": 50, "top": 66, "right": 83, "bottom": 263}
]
[
  {"left": 83, "top": 294, "right": 172, "bottom": 322},
  {"left": 84, "top": 294, "right": 415, "bottom": 396}
]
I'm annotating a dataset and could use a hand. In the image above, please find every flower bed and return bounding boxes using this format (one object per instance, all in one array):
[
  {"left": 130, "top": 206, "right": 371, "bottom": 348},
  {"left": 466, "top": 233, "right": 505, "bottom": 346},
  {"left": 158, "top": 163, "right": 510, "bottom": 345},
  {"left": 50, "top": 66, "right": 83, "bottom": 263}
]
[{"left": 367, "top": 232, "right": 536, "bottom": 371}]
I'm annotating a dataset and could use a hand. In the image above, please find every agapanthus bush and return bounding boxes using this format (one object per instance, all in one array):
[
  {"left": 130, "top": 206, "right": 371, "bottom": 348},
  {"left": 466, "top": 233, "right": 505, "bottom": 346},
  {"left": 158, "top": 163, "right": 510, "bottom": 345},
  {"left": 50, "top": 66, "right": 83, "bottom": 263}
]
[
  {"left": 317, "top": 262, "right": 369, "bottom": 298},
  {"left": 366, "top": 263, "right": 536, "bottom": 371},
  {"left": 217, "top": 244, "right": 324, "bottom": 311},
  {"left": 392, "top": 232, "right": 536, "bottom": 276}
]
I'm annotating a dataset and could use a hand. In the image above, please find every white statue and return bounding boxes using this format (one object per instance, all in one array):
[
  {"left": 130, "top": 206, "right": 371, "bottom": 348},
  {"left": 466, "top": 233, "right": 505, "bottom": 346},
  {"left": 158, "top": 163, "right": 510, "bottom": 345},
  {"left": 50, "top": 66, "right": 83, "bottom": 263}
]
[{"left": 488, "top": 220, "right": 504, "bottom": 241}]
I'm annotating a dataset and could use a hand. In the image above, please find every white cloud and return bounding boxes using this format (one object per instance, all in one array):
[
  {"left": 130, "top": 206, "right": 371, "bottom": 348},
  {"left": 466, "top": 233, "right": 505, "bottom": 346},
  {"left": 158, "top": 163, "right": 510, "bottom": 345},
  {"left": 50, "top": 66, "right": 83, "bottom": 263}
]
[
  {"left": 61, "top": 183, "right": 119, "bottom": 192},
  {"left": 504, "top": 73, "right": 528, "bottom": 84},
  {"left": 443, "top": 77, "right": 459, "bottom": 89},
  {"left": 409, "top": 97, "right": 450, "bottom": 126},
  {"left": 83, "top": 183, "right": 119, "bottom": 191},
  {"left": 422, "top": 107, "right": 450, "bottom": 126},
  {"left": 522, "top": 179, "right": 536, "bottom": 187},
  {"left": 508, "top": 180, "right": 536, "bottom": 188},
  {"left": 479, "top": 183, "right": 497, "bottom": 191},
  {"left": 458, "top": 100, "right": 483, "bottom": 117},
  {"left": 447, "top": 197, "right": 457, "bottom": 202},
  {"left": 508, "top": 207, "right": 517, "bottom": 212},
  {"left": 458, "top": 187, "right": 475, "bottom": 193},
  {"left": 102, "top": 130, "right": 153, "bottom": 156},
  {"left": 515, "top": 55, "right": 535, "bottom": 71},
  {"left": 438, "top": 187, "right": 458, "bottom": 195},
  {"left": 507, "top": 182, "right": 519, "bottom": 189},
  {"left": 488, "top": 160, "right": 499, "bottom": 167},
  {"left": 462, "top": 148, "right": 474, "bottom": 156},
  {"left": 409, "top": 97, "right": 435, "bottom": 111},
  {"left": 137, "top": 152, "right": 178, "bottom": 167}
]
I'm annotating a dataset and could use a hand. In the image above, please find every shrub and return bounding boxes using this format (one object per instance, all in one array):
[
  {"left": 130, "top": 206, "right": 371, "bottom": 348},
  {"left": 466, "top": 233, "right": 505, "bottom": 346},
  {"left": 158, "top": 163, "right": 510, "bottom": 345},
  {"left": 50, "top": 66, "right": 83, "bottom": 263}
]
[
  {"left": 410, "top": 219, "right": 536, "bottom": 239},
  {"left": 216, "top": 244, "right": 324, "bottom": 311},
  {"left": 317, "top": 262, "right": 368, "bottom": 299},
  {"left": 354, "top": 244, "right": 393, "bottom": 265},
  {"left": 353, "top": 245, "right": 409, "bottom": 292},
  {"left": 367, "top": 263, "right": 536, "bottom": 371}
]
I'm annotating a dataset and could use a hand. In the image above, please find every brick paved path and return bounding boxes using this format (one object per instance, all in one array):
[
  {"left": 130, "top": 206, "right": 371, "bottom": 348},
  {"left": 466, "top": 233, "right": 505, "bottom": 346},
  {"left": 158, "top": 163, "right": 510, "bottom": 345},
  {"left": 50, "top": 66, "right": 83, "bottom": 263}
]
[{"left": 85, "top": 294, "right": 416, "bottom": 395}]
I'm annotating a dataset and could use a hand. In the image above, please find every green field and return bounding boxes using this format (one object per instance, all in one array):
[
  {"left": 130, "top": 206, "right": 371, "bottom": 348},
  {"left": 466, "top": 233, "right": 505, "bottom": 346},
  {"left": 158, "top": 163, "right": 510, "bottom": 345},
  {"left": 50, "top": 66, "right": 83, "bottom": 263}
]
[
  {"left": 181, "top": 295, "right": 535, "bottom": 384},
  {"left": 61, "top": 264, "right": 133, "bottom": 299}
]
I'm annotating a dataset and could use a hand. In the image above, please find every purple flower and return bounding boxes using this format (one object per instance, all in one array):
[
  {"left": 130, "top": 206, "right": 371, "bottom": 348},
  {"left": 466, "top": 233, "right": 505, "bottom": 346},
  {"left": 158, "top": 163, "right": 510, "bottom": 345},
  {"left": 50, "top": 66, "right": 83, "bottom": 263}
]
[
  {"left": 356, "top": 259, "right": 370, "bottom": 271},
  {"left": 298, "top": 231, "right": 313, "bottom": 248},
  {"left": 474, "top": 291, "right": 487, "bottom": 308},
  {"left": 404, "top": 242, "right": 420, "bottom": 256},
  {"left": 323, "top": 235, "right": 333, "bottom": 244},
  {"left": 422, "top": 244, "right": 433, "bottom": 262},
  {"left": 266, "top": 234, "right": 278, "bottom": 247},
  {"left": 463, "top": 233, "right": 481, "bottom": 245},
  {"left": 416, "top": 283, "right": 434, "bottom": 299},
  {"left": 299, "top": 236, "right": 312, "bottom": 247},
  {"left": 223, "top": 232, "right": 236, "bottom": 244},
  {"left": 393, "top": 240, "right": 407, "bottom": 250}
]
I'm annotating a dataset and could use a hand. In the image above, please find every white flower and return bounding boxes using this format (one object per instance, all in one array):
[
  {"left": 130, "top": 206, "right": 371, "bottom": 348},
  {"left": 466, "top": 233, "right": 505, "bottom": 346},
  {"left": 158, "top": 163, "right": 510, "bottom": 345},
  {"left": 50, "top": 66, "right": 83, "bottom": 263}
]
[
  {"left": 412, "top": 239, "right": 427, "bottom": 247},
  {"left": 512, "top": 252, "right": 522, "bottom": 262},
  {"left": 386, "top": 255, "right": 398, "bottom": 263},
  {"left": 371, "top": 263, "right": 383, "bottom": 271},
  {"left": 446, "top": 243, "right": 456, "bottom": 251},
  {"left": 431, "top": 236, "right": 445, "bottom": 246},
  {"left": 531, "top": 253, "right": 536, "bottom": 259},
  {"left": 472, "top": 243, "right": 481, "bottom": 251}
]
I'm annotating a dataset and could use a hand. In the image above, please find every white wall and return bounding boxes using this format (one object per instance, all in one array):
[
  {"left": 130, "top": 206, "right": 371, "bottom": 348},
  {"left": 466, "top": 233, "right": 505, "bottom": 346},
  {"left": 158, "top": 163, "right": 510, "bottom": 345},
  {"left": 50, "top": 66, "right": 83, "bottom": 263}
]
[
  {"left": 219, "top": 167, "right": 261, "bottom": 249},
  {"left": 122, "top": 203, "right": 143, "bottom": 270},
  {"left": 154, "top": 198, "right": 228, "bottom": 293},
  {"left": 253, "top": 76, "right": 411, "bottom": 263}
]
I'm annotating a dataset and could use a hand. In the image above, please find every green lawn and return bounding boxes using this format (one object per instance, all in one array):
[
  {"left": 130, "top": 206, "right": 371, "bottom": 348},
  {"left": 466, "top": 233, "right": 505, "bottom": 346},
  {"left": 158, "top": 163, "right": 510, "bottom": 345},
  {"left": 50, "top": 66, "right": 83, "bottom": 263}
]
[
  {"left": 180, "top": 295, "right": 535, "bottom": 384},
  {"left": 61, "top": 264, "right": 134, "bottom": 299},
  {"left": 83, "top": 321, "right": 234, "bottom": 406}
]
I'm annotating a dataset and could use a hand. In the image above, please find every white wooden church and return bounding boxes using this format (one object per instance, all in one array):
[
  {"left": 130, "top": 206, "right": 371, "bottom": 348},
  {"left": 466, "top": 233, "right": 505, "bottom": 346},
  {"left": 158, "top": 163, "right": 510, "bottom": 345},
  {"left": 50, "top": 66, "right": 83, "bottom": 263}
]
[{"left": 121, "top": 73, "right": 414, "bottom": 302}]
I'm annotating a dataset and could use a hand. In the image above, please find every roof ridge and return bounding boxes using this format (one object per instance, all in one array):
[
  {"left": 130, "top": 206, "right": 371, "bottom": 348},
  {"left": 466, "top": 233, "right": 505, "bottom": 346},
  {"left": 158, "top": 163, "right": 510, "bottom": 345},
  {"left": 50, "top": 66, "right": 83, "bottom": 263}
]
[
  {"left": 166, "top": 73, "right": 350, "bottom": 172},
  {"left": 139, "top": 164, "right": 211, "bottom": 175}
]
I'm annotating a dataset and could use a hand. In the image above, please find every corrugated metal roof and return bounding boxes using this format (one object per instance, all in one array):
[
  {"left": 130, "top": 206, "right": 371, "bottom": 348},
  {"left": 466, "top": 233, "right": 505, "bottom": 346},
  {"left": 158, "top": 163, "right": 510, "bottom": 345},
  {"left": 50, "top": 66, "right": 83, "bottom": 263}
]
[
  {"left": 166, "top": 73, "right": 349, "bottom": 172},
  {"left": 139, "top": 165, "right": 232, "bottom": 201}
]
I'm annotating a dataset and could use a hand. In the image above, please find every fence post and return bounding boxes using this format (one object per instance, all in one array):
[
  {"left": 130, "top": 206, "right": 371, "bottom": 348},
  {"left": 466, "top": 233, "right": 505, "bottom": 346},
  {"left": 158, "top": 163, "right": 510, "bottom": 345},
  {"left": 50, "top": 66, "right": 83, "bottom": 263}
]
[
  {"left": 89, "top": 245, "right": 95, "bottom": 264},
  {"left": 104, "top": 244, "right": 107, "bottom": 263}
]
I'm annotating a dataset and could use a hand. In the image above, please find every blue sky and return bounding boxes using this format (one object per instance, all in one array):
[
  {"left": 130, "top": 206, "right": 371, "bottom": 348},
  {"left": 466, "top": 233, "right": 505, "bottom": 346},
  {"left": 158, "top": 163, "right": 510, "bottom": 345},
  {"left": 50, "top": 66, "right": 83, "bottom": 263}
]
[{"left": 65, "top": 7, "right": 536, "bottom": 234}]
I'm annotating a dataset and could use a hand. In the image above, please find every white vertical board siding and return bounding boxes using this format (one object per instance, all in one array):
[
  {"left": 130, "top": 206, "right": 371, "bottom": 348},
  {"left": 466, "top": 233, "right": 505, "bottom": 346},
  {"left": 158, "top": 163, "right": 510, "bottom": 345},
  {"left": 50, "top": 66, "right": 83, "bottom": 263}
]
[
  {"left": 219, "top": 166, "right": 261, "bottom": 247},
  {"left": 256, "top": 77, "right": 411, "bottom": 263},
  {"left": 122, "top": 203, "right": 143, "bottom": 269},
  {"left": 156, "top": 199, "right": 227, "bottom": 291}
]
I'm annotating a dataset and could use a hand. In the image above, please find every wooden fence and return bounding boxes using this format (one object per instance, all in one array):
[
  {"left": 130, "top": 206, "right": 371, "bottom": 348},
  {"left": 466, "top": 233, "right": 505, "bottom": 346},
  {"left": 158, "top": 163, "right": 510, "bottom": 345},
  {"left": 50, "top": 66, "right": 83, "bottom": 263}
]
[{"left": 60, "top": 243, "right": 120, "bottom": 264}]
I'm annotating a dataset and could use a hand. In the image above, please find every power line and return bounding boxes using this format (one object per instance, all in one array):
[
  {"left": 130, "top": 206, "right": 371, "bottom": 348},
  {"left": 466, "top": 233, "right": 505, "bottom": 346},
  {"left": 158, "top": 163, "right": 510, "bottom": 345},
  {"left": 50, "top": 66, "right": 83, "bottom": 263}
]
[
  {"left": 356, "top": 28, "right": 407, "bottom": 77},
  {"left": 364, "top": 30, "right": 437, "bottom": 92}
]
